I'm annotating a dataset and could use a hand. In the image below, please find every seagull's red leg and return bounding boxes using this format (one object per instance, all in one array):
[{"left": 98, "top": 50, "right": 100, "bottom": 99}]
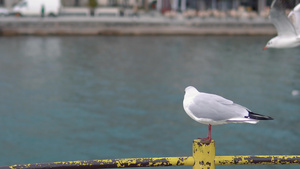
[
  {"left": 208, "top": 124, "right": 212, "bottom": 141},
  {"left": 200, "top": 124, "right": 212, "bottom": 143}
]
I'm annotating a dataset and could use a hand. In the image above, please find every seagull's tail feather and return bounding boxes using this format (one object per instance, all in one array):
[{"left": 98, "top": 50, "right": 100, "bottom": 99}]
[
  {"left": 226, "top": 118, "right": 259, "bottom": 124},
  {"left": 249, "top": 112, "right": 274, "bottom": 120}
]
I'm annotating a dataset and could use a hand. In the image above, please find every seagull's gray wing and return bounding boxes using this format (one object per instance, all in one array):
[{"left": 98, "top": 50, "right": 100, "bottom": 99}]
[
  {"left": 188, "top": 93, "right": 247, "bottom": 121},
  {"left": 288, "top": 3, "right": 300, "bottom": 35},
  {"left": 270, "top": 0, "right": 297, "bottom": 37}
]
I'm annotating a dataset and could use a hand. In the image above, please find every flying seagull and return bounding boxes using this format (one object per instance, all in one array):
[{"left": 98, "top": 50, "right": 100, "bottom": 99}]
[
  {"left": 264, "top": 0, "right": 300, "bottom": 49},
  {"left": 183, "top": 86, "right": 273, "bottom": 143}
]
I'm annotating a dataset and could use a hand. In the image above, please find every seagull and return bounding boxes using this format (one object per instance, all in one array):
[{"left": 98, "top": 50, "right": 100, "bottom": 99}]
[
  {"left": 264, "top": 0, "right": 300, "bottom": 49},
  {"left": 183, "top": 86, "right": 273, "bottom": 143}
]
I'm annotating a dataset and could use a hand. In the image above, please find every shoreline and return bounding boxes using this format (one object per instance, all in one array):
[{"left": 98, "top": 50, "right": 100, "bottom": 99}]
[{"left": 0, "top": 16, "right": 276, "bottom": 36}]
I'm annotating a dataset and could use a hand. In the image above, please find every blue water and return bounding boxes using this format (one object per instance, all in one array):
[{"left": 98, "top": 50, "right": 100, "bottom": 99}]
[{"left": 0, "top": 36, "right": 299, "bottom": 169}]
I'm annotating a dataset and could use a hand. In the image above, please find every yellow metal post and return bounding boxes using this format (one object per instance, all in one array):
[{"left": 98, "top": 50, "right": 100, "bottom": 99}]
[{"left": 193, "top": 139, "right": 215, "bottom": 169}]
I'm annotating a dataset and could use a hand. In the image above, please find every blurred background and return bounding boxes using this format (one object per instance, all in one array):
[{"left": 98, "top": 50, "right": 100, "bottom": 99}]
[
  {"left": 0, "top": 0, "right": 275, "bottom": 18},
  {"left": 0, "top": 1, "right": 300, "bottom": 169}
]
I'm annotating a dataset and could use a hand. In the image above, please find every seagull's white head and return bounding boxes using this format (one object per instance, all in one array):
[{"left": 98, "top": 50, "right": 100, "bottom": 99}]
[
  {"left": 184, "top": 86, "right": 199, "bottom": 97},
  {"left": 185, "top": 86, "right": 197, "bottom": 92},
  {"left": 264, "top": 37, "right": 278, "bottom": 49}
]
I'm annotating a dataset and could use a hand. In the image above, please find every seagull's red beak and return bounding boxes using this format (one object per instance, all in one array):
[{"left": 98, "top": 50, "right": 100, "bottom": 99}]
[{"left": 263, "top": 46, "right": 268, "bottom": 50}]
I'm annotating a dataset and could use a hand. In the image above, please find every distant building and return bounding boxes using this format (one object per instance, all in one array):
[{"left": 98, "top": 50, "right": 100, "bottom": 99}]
[
  {"left": 61, "top": 0, "right": 147, "bottom": 7},
  {"left": 2, "top": 0, "right": 300, "bottom": 14},
  {"left": 158, "top": 0, "right": 271, "bottom": 14},
  {"left": 1, "top": 0, "right": 149, "bottom": 9}
]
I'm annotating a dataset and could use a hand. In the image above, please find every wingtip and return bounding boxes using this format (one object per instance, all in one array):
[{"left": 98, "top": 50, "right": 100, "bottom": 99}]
[{"left": 249, "top": 112, "right": 274, "bottom": 120}]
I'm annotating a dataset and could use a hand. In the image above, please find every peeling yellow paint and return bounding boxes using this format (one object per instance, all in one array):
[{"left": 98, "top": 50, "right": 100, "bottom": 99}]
[{"left": 215, "top": 155, "right": 300, "bottom": 165}]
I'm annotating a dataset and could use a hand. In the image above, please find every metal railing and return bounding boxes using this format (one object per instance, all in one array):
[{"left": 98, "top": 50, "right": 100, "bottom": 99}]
[{"left": 1, "top": 139, "right": 299, "bottom": 169}]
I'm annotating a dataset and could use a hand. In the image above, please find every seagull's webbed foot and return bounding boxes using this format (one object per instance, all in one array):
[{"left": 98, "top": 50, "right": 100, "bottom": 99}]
[{"left": 198, "top": 136, "right": 212, "bottom": 143}]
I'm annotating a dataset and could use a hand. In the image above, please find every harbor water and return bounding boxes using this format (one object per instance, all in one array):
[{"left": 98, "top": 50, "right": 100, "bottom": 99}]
[{"left": 0, "top": 36, "right": 299, "bottom": 169}]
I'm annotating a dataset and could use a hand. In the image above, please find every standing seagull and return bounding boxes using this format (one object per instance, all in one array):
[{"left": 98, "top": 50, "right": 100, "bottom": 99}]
[
  {"left": 183, "top": 86, "right": 273, "bottom": 143},
  {"left": 264, "top": 0, "right": 300, "bottom": 49}
]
